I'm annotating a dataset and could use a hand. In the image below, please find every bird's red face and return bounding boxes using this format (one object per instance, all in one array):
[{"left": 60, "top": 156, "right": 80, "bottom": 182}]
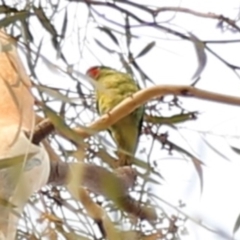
[{"left": 86, "top": 66, "right": 101, "bottom": 79}]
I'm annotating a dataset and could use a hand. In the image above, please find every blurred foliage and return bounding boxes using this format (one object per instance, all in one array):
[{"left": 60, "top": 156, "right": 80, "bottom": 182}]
[{"left": 0, "top": 0, "right": 239, "bottom": 239}]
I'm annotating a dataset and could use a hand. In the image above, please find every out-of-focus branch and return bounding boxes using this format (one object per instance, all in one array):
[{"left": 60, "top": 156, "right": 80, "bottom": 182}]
[
  {"left": 78, "top": 188, "right": 121, "bottom": 240},
  {"left": 47, "top": 155, "right": 156, "bottom": 220},
  {"left": 72, "top": 188, "right": 161, "bottom": 239},
  {"left": 48, "top": 160, "right": 136, "bottom": 194}
]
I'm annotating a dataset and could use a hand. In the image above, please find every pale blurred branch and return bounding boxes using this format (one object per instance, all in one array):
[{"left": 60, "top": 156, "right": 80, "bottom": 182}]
[{"left": 39, "top": 137, "right": 157, "bottom": 221}]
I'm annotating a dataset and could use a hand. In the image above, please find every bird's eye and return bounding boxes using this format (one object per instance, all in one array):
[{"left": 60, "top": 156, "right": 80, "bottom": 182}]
[{"left": 86, "top": 67, "right": 100, "bottom": 79}]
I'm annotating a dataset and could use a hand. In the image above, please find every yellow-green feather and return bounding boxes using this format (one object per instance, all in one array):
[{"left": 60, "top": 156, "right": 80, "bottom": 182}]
[{"left": 95, "top": 67, "right": 144, "bottom": 166}]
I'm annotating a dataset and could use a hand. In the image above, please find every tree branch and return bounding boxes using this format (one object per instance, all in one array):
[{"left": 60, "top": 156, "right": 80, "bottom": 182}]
[
  {"left": 33, "top": 84, "right": 240, "bottom": 146},
  {"left": 74, "top": 85, "right": 240, "bottom": 138}
]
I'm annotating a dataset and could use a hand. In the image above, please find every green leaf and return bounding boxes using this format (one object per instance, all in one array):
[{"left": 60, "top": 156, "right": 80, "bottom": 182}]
[
  {"left": 61, "top": 8, "right": 68, "bottom": 39},
  {"left": 201, "top": 134, "right": 231, "bottom": 161},
  {"left": 231, "top": 146, "right": 240, "bottom": 155},
  {"left": 36, "top": 85, "right": 77, "bottom": 103},
  {"left": 0, "top": 153, "right": 35, "bottom": 170},
  {"left": 98, "top": 26, "right": 119, "bottom": 46},
  {"left": 33, "top": 6, "right": 58, "bottom": 36},
  {"left": 191, "top": 157, "right": 204, "bottom": 193},
  {"left": 136, "top": 41, "right": 156, "bottom": 58},
  {"left": 94, "top": 39, "right": 115, "bottom": 53},
  {"left": 43, "top": 106, "right": 87, "bottom": 144},
  {"left": 144, "top": 112, "right": 197, "bottom": 125},
  {"left": 233, "top": 212, "right": 240, "bottom": 234},
  {"left": 164, "top": 138, "right": 205, "bottom": 193},
  {"left": 0, "top": 197, "right": 16, "bottom": 209},
  {"left": 21, "top": 19, "right": 33, "bottom": 43},
  {"left": 0, "top": 5, "right": 18, "bottom": 14},
  {"left": 33, "top": 5, "right": 68, "bottom": 64},
  {"left": 189, "top": 32, "right": 207, "bottom": 81},
  {"left": 0, "top": 11, "right": 28, "bottom": 27}
]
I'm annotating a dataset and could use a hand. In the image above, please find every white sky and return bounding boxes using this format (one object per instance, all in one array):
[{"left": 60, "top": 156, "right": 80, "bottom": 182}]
[{"left": 16, "top": 0, "right": 240, "bottom": 239}]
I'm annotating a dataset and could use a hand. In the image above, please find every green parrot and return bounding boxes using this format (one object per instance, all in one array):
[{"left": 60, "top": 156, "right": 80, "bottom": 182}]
[{"left": 86, "top": 66, "right": 144, "bottom": 166}]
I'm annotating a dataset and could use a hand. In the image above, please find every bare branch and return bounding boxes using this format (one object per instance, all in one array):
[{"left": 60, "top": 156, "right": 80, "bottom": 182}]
[{"left": 74, "top": 85, "right": 240, "bottom": 138}]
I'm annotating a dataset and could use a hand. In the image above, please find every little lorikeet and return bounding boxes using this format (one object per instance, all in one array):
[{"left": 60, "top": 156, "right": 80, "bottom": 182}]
[{"left": 86, "top": 66, "right": 144, "bottom": 166}]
